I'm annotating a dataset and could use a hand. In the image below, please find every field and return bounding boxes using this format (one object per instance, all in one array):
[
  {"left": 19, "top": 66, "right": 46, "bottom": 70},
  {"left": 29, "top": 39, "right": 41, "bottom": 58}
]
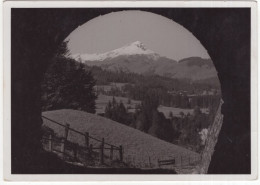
[
  {"left": 42, "top": 109, "right": 200, "bottom": 169},
  {"left": 158, "top": 105, "right": 209, "bottom": 118},
  {"left": 94, "top": 83, "right": 130, "bottom": 92},
  {"left": 95, "top": 94, "right": 208, "bottom": 118}
]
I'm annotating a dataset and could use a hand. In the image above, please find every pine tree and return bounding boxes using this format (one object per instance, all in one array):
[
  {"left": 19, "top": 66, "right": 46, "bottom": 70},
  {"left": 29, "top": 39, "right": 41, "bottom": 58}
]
[
  {"left": 179, "top": 111, "right": 184, "bottom": 118},
  {"left": 104, "top": 101, "right": 112, "bottom": 118},
  {"left": 148, "top": 110, "right": 160, "bottom": 137},
  {"left": 127, "top": 98, "right": 131, "bottom": 104},
  {"left": 41, "top": 42, "right": 97, "bottom": 113},
  {"left": 169, "top": 111, "right": 174, "bottom": 120}
]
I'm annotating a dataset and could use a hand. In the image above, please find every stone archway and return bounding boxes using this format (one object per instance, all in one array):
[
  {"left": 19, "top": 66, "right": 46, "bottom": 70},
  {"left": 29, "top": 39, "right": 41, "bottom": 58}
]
[{"left": 11, "top": 8, "right": 250, "bottom": 174}]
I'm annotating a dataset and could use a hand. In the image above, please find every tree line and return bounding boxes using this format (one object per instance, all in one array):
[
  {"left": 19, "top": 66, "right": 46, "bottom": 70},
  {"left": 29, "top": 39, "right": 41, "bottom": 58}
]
[
  {"left": 86, "top": 65, "right": 221, "bottom": 94},
  {"left": 88, "top": 65, "right": 221, "bottom": 109}
]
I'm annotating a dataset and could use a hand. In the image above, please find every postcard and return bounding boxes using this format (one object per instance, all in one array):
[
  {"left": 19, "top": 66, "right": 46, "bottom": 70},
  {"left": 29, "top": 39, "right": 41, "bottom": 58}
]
[{"left": 2, "top": 0, "right": 258, "bottom": 181}]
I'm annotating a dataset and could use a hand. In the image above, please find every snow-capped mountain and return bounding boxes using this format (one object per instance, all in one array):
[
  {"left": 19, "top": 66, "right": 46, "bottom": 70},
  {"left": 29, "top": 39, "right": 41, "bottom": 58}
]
[
  {"left": 71, "top": 41, "right": 160, "bottom": 62},
  {"left": 70, "top": 41, "right": 218, "bottom": 82}
]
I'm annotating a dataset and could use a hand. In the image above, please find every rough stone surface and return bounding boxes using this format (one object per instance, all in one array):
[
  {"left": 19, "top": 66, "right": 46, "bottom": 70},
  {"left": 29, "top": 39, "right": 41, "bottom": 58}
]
[{"left": 194, "top": 100, "right": 224, "bottom": 174}]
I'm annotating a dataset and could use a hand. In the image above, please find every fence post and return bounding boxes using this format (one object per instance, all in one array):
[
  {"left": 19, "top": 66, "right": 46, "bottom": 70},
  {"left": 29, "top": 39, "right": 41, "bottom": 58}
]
[
  {"left": 73, "top": 143, "right": 79, "bottom": 161},
  {"left": 99, "top": 138, "right": 104, "bottom": 165},
  {"left": 60, "top": 138, "right": 65, "bottom": 159},
  {"left": 110, "top": 145, "right": 114, "bottom": 161},
  {"left": 85, "top": 132, "right": 89, "bottom": 148},
  {"left": 119, "top": 145, "right": 123, "bottom": 162},
  {"left": 64, "top": 123, "right": 70, "bottom": 139},
  {"left": 149, "top": 157, "right": 152, "bottom": 168},
  {"left": 48, "top": 134, "right": 53, "bottom": 151},
  {"left": 60, "top": 123, "right": 69, "bottom": 159},
  {"left": 89, "top": 144, "right": 93, "bottom": 158}
]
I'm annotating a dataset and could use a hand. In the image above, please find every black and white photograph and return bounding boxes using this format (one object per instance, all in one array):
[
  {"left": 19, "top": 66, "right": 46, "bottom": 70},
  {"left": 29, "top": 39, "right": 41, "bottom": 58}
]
[{"left": 2, "top": 1, "right": 258, "bottom": 181}]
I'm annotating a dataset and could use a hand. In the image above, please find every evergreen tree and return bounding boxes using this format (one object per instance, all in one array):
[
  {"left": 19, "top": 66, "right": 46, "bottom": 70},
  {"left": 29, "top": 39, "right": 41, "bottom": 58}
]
[
  {"left": 148, "top": 110, "right": 160, "bottom": 137},
  {"left": 127, "top": 98, "right": 131, "bottom": 104},
  {"left": 179, "top": 111, "right": 184, "bottom": 118},
  {"left": 41, "top": 42, "right": 97, "bottom": 113},
  {"left": 135, "top": 113, "right": 146, "bottom": 131},
  {"left": 193, "top": 106, "right": 202, "bottom": 116},
  {"left": 169, "top": 111, "right": 174, "bottom": 120},
  {"left": 104, "top": 98, "right": 132, "bottom": 125},
  {"left": 104, "top": 101, "right": 112, "bottom": 118}
]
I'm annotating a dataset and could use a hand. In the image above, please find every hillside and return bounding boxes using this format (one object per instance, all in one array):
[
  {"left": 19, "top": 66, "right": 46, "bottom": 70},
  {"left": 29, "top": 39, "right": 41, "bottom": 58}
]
[{"left": 42, "top": 109, "right": 200, "bottom": 169}]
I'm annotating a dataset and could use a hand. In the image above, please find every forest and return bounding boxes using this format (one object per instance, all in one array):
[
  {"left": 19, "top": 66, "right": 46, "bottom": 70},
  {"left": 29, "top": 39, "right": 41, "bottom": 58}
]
[{"left": 88, "top": 65, "right": 221, "bottom": 109}]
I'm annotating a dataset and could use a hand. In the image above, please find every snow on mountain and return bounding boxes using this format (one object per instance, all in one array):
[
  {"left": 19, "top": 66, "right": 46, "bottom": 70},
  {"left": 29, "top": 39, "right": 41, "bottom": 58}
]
[
  {"left": 71, "top": 41, "right": 160, "bottom": 62},
  {"left": 70, "top": 41, "right": 218, "bottom": 81}
]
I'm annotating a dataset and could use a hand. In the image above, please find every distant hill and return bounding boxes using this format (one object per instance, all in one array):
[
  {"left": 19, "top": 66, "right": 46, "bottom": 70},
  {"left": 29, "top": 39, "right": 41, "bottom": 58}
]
[
  {"left": 42, "top": 109, "right": 199, "bottom": 168},
  {"left": 71, "top": 41, "right": 218, "bottom": 81},
  {"left": 178, "top": 57, "right": 214, "bottom": 67},
  {"left": 195, "top": 76, "right": 221, "bottom": 87}
]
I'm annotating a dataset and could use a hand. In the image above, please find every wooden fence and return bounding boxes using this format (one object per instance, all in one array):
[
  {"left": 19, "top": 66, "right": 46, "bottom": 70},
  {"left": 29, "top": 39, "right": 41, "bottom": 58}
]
[
  {"left": 41, "top": 116, "right": 202, "bottom": 169},
  {"left": 158, "top": 158, "right": 175, "bottom": 167},
  {"left": 41, "top": 116, "right": 124, "bottom": 166}
]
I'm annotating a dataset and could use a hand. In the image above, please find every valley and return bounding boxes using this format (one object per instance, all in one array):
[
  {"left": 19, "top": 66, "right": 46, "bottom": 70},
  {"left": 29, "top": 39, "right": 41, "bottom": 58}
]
[
  {"left": 41, "top": 40, "right": 221, "bottom": 172},
  {"left": 95, "top": 94, "right": 209, "bottom": 118}
]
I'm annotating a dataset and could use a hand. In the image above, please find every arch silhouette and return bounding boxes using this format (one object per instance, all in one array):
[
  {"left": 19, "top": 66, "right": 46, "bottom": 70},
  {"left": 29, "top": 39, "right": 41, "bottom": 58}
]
[{"left": 11, "top": 8, "right": 250, "bottom": 174}]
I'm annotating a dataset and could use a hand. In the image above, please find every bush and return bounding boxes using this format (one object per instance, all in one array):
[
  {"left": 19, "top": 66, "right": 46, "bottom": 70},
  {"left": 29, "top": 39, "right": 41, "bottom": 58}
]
[{"left": 104, "top": 98, "right": 133, "bottom": 125}]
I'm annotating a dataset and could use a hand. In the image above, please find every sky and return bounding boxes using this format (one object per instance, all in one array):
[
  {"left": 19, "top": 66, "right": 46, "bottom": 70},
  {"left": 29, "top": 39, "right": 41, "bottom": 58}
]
[{"left": 66, "top": 10, "right": 210, "bottom": 61}]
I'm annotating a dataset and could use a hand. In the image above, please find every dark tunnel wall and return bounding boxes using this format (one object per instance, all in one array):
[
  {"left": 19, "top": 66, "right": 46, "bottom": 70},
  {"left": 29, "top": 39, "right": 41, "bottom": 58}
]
[{"left": 11, "top": 8, "right": 251, "bottom": 174}]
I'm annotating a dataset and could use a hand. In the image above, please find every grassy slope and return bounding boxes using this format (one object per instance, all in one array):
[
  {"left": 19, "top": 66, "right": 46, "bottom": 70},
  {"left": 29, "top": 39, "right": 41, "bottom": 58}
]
[{"left": 42, "top": 109, "right": 199, "bottom": 169}]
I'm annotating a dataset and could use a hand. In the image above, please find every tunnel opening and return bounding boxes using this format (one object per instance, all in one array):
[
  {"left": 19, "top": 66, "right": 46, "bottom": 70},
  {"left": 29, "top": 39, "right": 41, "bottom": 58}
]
[{"left": 10, "top": 8, "right": 250, "bottom": 174}]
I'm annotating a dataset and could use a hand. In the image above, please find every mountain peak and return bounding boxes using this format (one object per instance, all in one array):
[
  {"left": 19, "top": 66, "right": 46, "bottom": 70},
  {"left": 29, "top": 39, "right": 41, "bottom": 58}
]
[
  {"left": 121, "top": 41, "right": 149, "bottom": 52},
  {"left": 129, "top": 41, "right": 147, "bottom": 50},
  {"left": 71, "top": 41, "right": 159, "bottom": 62},
  {"left": 132, "top": 40, "right": 143, "bottom": 45}
]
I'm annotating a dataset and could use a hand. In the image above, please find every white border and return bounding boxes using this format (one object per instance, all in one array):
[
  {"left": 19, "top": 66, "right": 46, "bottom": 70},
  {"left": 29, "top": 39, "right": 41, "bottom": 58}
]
[{"left": 2, "top": 0, "right": 258, "bottom": 182}]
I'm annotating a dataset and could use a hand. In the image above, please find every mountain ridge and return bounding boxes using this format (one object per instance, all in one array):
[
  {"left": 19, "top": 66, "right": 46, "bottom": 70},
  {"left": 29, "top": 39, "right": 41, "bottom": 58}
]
[
  {"left": 71, "top": 41, "right": 160, "bottom": 62},
  {"left": 70, "top": 41, "right": 217, "bottom": 81}
]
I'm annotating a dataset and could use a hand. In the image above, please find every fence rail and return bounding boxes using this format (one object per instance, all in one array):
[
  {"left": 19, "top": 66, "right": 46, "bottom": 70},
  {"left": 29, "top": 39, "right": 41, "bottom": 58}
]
[
  {"left": 41, "top": 116, "right": 123, "bottom": 166},
  {"left": 42, "top": 115, "right": 119, "bottom": 149},
  {"left": 158, "top": 158, "right": 175, "bottom": 167}
]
